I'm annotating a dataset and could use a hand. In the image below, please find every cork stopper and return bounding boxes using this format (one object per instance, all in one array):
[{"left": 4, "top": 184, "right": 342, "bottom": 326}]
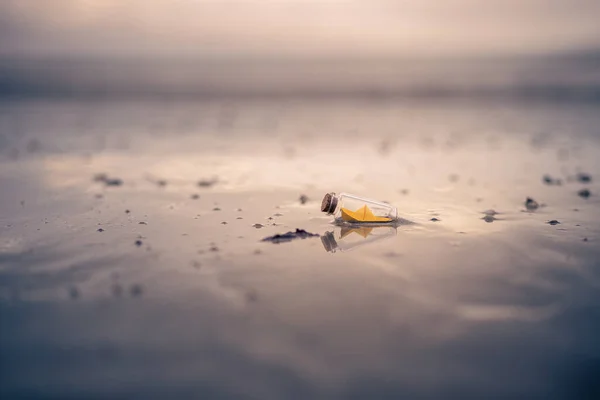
[{"left": 321, "top": 193, "right": 338, "bottom": 214}]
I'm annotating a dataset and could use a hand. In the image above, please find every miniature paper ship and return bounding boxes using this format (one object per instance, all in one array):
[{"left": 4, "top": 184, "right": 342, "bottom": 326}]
[{"left": 340, "top": 205, "right": 392, "bottom": 223}]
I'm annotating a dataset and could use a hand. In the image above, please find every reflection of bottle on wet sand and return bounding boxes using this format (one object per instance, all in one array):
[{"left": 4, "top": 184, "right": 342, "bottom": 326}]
[
  {"left": 321, "top": 192, "right": 398, "bottom": 223},
  {"left": 321, "top": 225, "right": 397, "bottom": 253}
]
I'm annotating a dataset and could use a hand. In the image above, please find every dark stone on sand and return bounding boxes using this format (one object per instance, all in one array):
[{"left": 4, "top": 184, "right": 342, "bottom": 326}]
[
  {"left": 198, "top": 178, "right": 218, "bottom": 188},
  {"left": 578, "top": 189, "right": 591, "bottom": 199},
  {"left": 253, "top": 224, "right": 264, "bottom": 229},
  {"left": 236, "top": 217, "right": 243, "bottom": 220},
  {"left": 262, "top": 229, "right": 319, "bottom": 244},
  {"left": 135, "top": 240, "right": 143, "bottom": 247},
  {"left": 191, "top": 194, "right": 200, "bottom": 200},
  {"left": 299, "top": 194, "right": 309, "bottom": 205},
  {"left": 525, "top": 197, "right": 540, "bottom": 211},
  {"left": 139, "top": 222, "right": 147, "bottom": 225},
  {"left": 430, "top": 218, "right": 440, "bottom": 222},
  {"left": 213, "top": 207, "right": 221, "bottom": 211},
  {"left": 125, "top": 209, "right": 130, "bottom": 213},
  {"left": 542, "top": 174, "right": 562, "bottom": 185},
  {"left": 583, "top": 238, "right": 588, "bottom": 242},
  {"left": 482, "top": 215, "right": 496, "bottom": 223},
  {"left": 93, "top": 173, "right": 123, "bottom": 187},
  {"left": 105, "top": 178, "right": 123, "bottom": 186},
  {"left": 576, "top": 172, "right": 592, "bottom": 183},
  {"left": 400, "top": 189, "right": 409, "bottom": 195},
  {"left": 221, "top": 221, "right": 228, "bottom": 225},
  {"left": 209, "top": 246, "right": 219, "bottom": 252},
  {"left": 547, "top": 220, "right": 561, "bottom": 225},
  {"left": 97, "top": 228, "right": 104, "bottom": 232},
  {"left": 156, "top": 180, "right": 167, "bottom": 187}
]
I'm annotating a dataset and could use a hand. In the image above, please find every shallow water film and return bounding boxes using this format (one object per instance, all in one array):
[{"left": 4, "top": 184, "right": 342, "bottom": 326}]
[
  {"left": 1, "top": 97, "right": 599, "bottom": 399},
  {"left": 2, "top": 1, "right": 600, "bottom": 398}
]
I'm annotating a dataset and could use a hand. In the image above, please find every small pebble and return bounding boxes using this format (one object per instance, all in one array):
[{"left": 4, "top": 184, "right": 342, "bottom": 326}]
[
  {"left": 578, "top": 189, "right": 591, "bottom": 199},
  {"left": 542, "top": 174, "right": 562, "bottom": 185},
  {"left": 547, "top": 220, "right": 560, "bottom": 226},
  {"left": 482, "top": 215, "right": 496, "bottom": 223},
  {"left": 430, "top": 218, "right": 440, "bottom": 222},
  {"left": 138, "top": 221, "right": 147, "bottom": 225},
  {"left": 125, "top": 209, "right": 130, "bottom": 214},
  {"left": 191, "top": 194, "right": 200, "bottom": 200},
  {"left": 213, "top": 207, "right": 221, "bottom": 211},
  {"left": 576, "top": 172, "right": 592, "bottom": 183},
  {"left": 525, "top": 197, "right": 540, "bottom": 211},
  {"left": 583, "top": 237, "right": 588, "bottom": 242},
  {"left": 236, "top": 217, "right": 243, "bottom": 220},
  {"left": 97, "top": 228, "right": 104, "bottom": 232},
  {"left": 221, "top": 221, "right": 228, "bottom": 225},
  {"left": 135, "top": 240, "right": 143, "bottom": 247},
  {"left": 253, "top": 224, "right": 264, "bottom": 229},
  {"left": 198, "top": 178, "right": 218, "bottom": 188},
  {"left": 299, "top": 194, "right": 309, "bottom": 205},
  {"left": 93, "top": 173, "right": 123, "bottom": 187}
]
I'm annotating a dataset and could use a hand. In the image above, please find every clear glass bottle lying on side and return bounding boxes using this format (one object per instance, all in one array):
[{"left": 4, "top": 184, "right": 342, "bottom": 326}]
[{"left": 321, "top": 192, "right": 398, "bottom": 223}]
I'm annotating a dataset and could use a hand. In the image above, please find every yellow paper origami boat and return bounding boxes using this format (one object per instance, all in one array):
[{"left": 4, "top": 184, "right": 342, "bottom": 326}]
[{"left": 340, "top": 205, "right": 392, "bottom": 223}]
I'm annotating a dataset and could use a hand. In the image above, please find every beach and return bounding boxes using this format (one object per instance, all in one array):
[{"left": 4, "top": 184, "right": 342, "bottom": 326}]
[{"left": 1, "top": 96, "right": 599, "bottom": 398}]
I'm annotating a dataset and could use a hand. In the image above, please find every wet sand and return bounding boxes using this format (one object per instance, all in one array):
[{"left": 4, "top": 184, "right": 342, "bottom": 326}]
[{"left": 1, "top": 98, "right": 600, "bottom": 398}]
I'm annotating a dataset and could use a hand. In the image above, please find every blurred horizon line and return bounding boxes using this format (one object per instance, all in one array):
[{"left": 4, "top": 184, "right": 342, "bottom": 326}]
[{"left": 1, "top": 48, "right": 599, "bottom": 102}]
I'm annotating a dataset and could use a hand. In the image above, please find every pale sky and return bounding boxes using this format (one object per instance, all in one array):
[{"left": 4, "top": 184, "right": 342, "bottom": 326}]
[{"left": 1, "top": 0, "right": 599, "bottom": 58}]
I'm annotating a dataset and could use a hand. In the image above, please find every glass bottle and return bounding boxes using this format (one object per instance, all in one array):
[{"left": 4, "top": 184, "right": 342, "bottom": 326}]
[{"left": 321, "top": 192, "right": 398, "bottom": 223}]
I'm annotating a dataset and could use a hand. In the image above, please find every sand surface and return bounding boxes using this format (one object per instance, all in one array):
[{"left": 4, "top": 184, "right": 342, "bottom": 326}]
[{"left": 1, "top": 98, "right": 599, "bottom": 398}]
